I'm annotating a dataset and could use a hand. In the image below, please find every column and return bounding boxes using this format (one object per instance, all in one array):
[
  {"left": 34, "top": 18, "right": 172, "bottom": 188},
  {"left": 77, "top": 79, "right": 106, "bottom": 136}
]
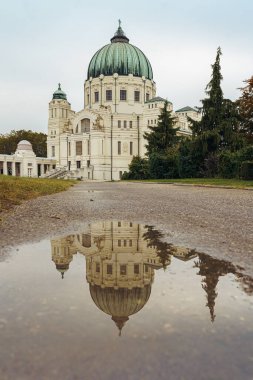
[
  {"left": 12, "top": 161, "right": 16, "bottom": 176},
  {"left": 3, "top": 160, "right": 7, "bottom": 175},
  {"left": 41, "top": 164, "right": 45, "bottom": 176}
]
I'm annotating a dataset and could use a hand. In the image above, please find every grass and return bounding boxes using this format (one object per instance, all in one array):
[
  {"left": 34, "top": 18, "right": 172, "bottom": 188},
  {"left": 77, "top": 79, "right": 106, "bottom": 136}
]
[
  {"left": 0, "top": 175, "right": 76, "bottom": 214},
  {"left": 124, "top": 178, "right": 253, "bottom": 189}
]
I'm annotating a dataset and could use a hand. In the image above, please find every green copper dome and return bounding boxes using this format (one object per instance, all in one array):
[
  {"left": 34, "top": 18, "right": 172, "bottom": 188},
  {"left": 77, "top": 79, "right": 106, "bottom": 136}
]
[
  {"left": 87, "top": 23, "right": 153, "bottom": 80},
  {"left": 53, "top": 83, "right": 67, "bottom": 100}
]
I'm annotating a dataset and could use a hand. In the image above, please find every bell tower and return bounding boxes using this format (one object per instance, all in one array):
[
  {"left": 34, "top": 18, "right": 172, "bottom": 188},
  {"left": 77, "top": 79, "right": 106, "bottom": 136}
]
[{"left": 47, "top": 84, "right": 72, "bottom": 164}]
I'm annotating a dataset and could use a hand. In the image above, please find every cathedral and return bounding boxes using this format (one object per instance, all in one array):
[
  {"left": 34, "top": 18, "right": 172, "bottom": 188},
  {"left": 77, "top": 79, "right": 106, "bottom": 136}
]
[
  {"left": 46, "top": 22, "right": 200, "bottom": 180},
  {"left": 0, "top": 22, "right": 200, "bottom": 179}
]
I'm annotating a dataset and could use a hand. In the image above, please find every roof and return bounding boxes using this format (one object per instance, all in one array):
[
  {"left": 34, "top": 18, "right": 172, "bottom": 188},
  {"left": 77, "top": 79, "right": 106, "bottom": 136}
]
[
  {"left": 87, "top": 24, "right": 153, "bottom": 80},
  {"left": 53, "top": 83, "right": 67, "bottom": 100},
  {"left": 176, "top": 106, "right": 197, "bottom": 113},
  {"left": 146, "top": 97, "right": 172, "bottom": 104}
]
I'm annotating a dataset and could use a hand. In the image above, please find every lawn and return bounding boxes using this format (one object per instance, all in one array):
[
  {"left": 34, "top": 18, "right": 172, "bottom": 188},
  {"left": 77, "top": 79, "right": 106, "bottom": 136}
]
[
  {"left": 124, "top": 178, "right": 253, "bottom": 189},
  {"left": 0, "top": 175, "right": 76, "bottom": 214}
]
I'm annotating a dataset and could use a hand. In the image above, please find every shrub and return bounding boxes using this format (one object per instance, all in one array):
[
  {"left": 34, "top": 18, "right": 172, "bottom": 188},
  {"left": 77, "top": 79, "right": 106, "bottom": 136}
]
[
  {"left": 240, "top": 161, "right": 253, "bottom": 180},
  {"left": 218, "top": 151, "right": 240, "bottom": 178},
  {"left": 121, "top": 156, "right": 149, "bottom": 180},
  {"left": 149, "top": 152, "right": 179, "bottom": 179}
]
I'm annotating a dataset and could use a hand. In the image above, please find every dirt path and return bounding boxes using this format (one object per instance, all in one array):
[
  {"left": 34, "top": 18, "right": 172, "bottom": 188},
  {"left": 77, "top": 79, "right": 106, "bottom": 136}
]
[{"left": 0, "top": 181, "right": 252, "bottom": 274}]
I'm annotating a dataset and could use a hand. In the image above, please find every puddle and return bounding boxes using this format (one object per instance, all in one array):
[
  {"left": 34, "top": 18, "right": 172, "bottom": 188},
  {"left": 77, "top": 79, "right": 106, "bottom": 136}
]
[{"left": 0, "top": 221, "right": 253, "bottom": 380}]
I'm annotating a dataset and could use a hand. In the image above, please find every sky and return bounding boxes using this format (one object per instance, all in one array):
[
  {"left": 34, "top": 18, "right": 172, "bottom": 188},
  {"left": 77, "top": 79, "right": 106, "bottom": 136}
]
[{"left": 0, "top": 0, "right": 252, "bottom": 134}]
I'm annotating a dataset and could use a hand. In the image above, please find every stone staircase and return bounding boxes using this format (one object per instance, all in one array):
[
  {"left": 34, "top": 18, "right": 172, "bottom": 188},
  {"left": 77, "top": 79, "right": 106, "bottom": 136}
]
[{"left": 43, "top": 167, "right": 68, "bottom": 179}]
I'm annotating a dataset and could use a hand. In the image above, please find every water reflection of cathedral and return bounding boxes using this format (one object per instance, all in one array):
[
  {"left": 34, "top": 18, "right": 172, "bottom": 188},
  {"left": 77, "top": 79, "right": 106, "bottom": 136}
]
[
  {"left": 51, "top": 221, "right": 195, "bottom": 334},
  {"left": 51, "top": 221, "right": 253, "bottom": 333}
]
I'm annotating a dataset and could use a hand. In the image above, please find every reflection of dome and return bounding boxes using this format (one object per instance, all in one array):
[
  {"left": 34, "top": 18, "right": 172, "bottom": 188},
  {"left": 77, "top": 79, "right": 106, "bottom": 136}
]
[
  {"left": 55, "top": 263, "right": 70, "bottom": 279},
  {"left": 90, "top": 284, "right": 151, "bottom": 335},
  {"left": 53, "top": 83, "right": 67, "bottom": 100},
  {"left": 16, "top": 140, "right": 33, "bottom": 152},
  {"left": 87, "top": 24, "right": 153, "bottom": 80}
]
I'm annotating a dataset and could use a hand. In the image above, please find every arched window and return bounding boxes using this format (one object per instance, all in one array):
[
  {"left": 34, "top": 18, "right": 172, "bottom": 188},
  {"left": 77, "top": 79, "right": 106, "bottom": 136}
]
[{"left": 81, "top": 118, "right": 90, "bottom": 133}]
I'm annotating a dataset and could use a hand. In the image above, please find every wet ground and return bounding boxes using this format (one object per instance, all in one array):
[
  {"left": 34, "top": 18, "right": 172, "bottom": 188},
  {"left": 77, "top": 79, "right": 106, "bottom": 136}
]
[
  {"left": 1, "top": 221, "right": 253, "bottom": 380},
  {"left": 1, "top": 181, "right": 253, "bottom": 275}
]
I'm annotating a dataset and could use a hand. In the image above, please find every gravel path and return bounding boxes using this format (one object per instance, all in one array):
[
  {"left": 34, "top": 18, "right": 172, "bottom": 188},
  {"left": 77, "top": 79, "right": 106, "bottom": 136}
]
[{"left": 0, "top": 181, "right": 252, "bottom": 274}]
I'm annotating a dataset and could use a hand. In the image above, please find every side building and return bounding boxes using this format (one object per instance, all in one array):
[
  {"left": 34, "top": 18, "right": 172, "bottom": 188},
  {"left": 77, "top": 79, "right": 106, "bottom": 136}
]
[{"left": 0, "top": 140, "right": 56, "bottom": 177}]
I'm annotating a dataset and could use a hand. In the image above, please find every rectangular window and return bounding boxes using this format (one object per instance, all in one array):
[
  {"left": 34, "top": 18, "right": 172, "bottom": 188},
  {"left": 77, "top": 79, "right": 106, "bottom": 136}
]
[
  {"left": 118, "top": 120, "right": 121, "bottom": 128},
  {"left": 118, "top": 240, "right": 121, "bottom": 247},
  {"left": 94, "top": 91, "right": 99, "bottom": 103},
  {"left": 118, "top": 141, "right": 121, "bottom": 155},
  {"left": 134, "top": 264, "right": 139, "bottom": 274},
  {"left": 68, "top": 142, "right": 71, "bottom": 156},
  {"left": 130, "top": 141, "right": 133, "bottom": 155},
  {"left": 124, "top": 120, "right": 127, "bottom": 128},
  {"left": 120, "top": 90, "right": 127, "bottom": 101},
  {"left": 52, "top": 146, "right": 55, "bottom": 157},
  {"left": 144, "top": 264, "right": 149, "bottom": 273},
  {"left": 129, "top": 121, "right": 133, "bottom": 128},
  {"left": 76, "top": 161, "right": 81, "bottom": 169},
  {"left": 119, "top": 171, "right": 122, "bottom": 179},
  {"left": 134, "top": 91, "right": 140, "bottom": 102},
  {"left": 96, "top": 263, "right": 100, "bottom": 273},
  {"left": 107, "top": 264, "right": 113, "bottom": 275},
  {"left": 118, "top": 221, "right": 121, "bottom": 227},
  {"left": 124, "top": 240, "right": 127, "bottom": 247},
  {"left": 146, "top": 93, "right": 150, "bottom": 101},
  {"left": 120, "top": 265, "right": 127, "bottom": 276},
  {"left": 76, "top": 141, "right": 82, "bottom": 155},
  {"left": 129, "top": 239, "right": 132, "bottom": 247},
  {"left": 106, "top": 90, "right": 112, "bottom": 101}
]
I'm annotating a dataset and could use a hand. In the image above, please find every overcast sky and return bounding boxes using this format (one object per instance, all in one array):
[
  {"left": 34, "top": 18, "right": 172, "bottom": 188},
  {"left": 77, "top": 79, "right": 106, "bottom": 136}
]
[{"left": 0, "top": 0, "right": 252, "bottom": 134}]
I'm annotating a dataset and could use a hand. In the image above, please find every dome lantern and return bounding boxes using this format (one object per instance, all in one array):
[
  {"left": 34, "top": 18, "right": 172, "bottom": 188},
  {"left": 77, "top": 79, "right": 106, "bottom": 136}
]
[{"left": 110, "top": 19, "right": 129, "bottom": 43}]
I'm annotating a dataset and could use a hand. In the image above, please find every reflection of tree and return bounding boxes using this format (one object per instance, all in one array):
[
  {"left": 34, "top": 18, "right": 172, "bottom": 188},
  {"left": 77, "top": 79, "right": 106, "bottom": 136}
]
[
  {"left": 143, "top": 226, "right": 176, "bottom": 269},
  {"left": 236, "top": 273, "right": 253, "bottom": 296},
  {"left": 194, "top": 253, "right": 235, "bottom": 322}
]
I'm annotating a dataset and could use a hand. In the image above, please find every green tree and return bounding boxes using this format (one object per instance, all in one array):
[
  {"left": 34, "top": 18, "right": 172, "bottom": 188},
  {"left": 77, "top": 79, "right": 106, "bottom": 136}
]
[
  {"left": 121, "top": 156, "right": 149, "bottom": 180},
  {"left": 144, "top": 100, "right": 179, "bottom": 157},
  {"left": 237, "top": 76, "right": 253, "bottom": 142},
  {"left": 0, "top": 130, "right": 47, "bottom": 156}
]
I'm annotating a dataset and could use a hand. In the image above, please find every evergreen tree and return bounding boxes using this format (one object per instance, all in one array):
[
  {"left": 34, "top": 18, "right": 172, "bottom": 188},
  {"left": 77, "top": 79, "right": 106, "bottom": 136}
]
[
  {"left": 144, "top": 100, "right": 179, "bottom": 157},
  {"left": 237, "top": 76, "right": 253, "bottom": 142},
  {"left": 191, "top": 47, "right": 223, "bottom": 136}
]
